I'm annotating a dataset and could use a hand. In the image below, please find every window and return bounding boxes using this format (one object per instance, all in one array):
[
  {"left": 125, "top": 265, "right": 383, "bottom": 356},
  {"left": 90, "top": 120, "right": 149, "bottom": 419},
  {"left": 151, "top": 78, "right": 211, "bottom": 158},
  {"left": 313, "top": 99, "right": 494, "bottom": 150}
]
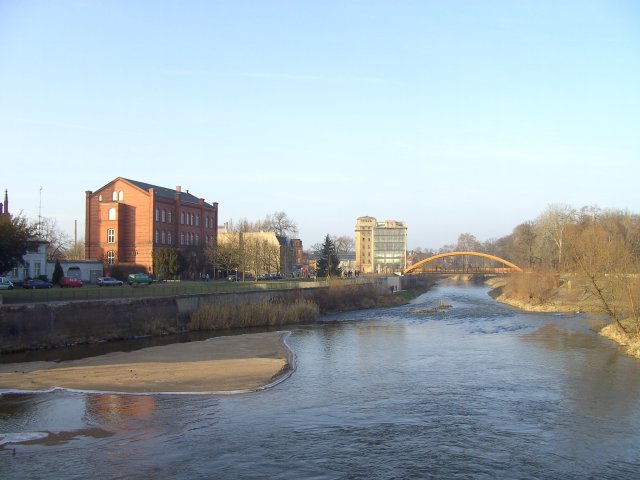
[
  {"left": 195, "top": 234, "right": 199, "bottom": 245},
  {"left": 107, "top": 251, "right": 115, "bottom": 265},
  {"left": 155, "top": 230, "right": 159, "bottom": 244},
  {"left": 196, "top": 215, "right": 199, "bottom": 226},
  {"left": 190, "top": 213, "right": 194, "bottom": 225},
  {"left": 108, "top": 208, "right": 116, "bottom": 220},
  {"left": 118, "top": 191, "right": 124, "bottom": 201},
  {"left": 161, "top": 231, "right": 166, "bottom": 244},
  {"left": 181, "top": 233, "right": 185, "bottom": 245},
  {"left": 23, "top": 262, "right": 30, "bottom": 278},
  {"left": 107, "top": 228, "right": 115, "bottom": 243},
  {"left": 161, "top": 209, "right": 166, "bottom": 222},
  {"left": 205, "top": 216, "right": 209, "bottom": 228},
  {"left": 155, "top": 209, "right": 160, "bottom": 222},
  {"left": 98, "top": 194, "right": 103, "bottom": 202},
  {"left": 34, "top": 262, "right": 41, "bottom": 277},
  {"left": 112, "top": 191, "right": 117, "bottom": 201},
  {"left": 181, "top": 212, "right": 185, "bottom": 225},
  {"left": 167, "top": 232, "right": 172, "bottom": 245},
  {"left": 168, "top": 211, "right": 172, "bottom": 223}
]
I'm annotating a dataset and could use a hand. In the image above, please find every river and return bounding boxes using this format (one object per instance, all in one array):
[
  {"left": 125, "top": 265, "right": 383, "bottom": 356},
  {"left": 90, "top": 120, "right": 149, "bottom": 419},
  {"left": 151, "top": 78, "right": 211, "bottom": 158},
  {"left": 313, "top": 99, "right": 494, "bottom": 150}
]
[{"left": 2, "top": 281, "right": 640, "bottom": 479}]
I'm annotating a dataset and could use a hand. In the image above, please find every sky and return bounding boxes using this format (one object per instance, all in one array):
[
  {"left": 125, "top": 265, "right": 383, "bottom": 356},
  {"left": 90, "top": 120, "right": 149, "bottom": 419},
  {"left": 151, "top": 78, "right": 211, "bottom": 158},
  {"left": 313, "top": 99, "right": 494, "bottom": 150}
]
[{"left": 1, "top": 1, "right": 639, "bottom": 250}]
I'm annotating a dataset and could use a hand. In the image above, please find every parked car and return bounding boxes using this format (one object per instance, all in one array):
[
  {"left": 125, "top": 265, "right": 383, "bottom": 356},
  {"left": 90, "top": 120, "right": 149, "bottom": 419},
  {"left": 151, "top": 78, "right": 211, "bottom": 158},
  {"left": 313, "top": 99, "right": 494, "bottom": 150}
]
[
  {"left": 227, "top": 274, "right": 239, "bottom": 282},
  {"left": 127, "top": 273, "right": 153, "bottom": 285},
  {"left": 23, "top": 279, "right": 53, "bottom": 289},
  {"left": 0, "top": 277, "right": 14, "bottom": 290},
  {"left": 59, "top": 276, "right": 83, "bottom": 288},
  {"left": 97, "top": 276, "right": 124, "bottom": 287}
]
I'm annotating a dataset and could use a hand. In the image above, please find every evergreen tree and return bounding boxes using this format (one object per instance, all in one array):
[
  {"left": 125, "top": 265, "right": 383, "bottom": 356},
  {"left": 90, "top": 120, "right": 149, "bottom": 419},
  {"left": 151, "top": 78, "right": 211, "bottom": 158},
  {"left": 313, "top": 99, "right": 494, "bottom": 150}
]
[
  {"left": 52, "top": 259, "right": 64, "bottom": 285},
  {"left": 316, "top": 234, "right": 341, "bottom": 278}
]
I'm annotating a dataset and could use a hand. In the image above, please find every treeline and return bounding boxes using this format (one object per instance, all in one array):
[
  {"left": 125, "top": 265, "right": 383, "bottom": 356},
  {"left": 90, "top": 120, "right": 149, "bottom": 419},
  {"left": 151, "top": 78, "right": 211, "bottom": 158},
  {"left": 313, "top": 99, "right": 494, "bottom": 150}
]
[{"left": 413, "top": 204, "right": 640, "bottom": 336}]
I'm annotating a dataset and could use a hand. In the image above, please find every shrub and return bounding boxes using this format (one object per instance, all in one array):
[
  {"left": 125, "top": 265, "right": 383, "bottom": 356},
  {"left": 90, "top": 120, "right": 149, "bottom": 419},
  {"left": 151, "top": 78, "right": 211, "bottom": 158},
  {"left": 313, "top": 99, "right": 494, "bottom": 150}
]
[
  {"left": 504, "top": 270, "right": 559, "bottom": 303},
  {"left": 189, "top": 299, "right": 320, "bottom": 331}
]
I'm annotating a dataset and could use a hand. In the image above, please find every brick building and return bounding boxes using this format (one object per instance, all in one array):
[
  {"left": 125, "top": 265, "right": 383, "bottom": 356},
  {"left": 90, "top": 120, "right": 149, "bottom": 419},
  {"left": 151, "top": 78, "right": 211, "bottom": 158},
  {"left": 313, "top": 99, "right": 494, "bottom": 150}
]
[{"left": 85, "top": 178, "right": 218, "bottom": 275}]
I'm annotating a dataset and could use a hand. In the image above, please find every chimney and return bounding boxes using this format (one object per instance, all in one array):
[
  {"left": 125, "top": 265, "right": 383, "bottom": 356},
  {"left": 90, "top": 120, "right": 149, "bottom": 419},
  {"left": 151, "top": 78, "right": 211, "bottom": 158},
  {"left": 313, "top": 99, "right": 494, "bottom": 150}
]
[
  {"left": 176, "top": 186, "right": 181, "bottom": 192},
  {"left": 3, "top": 190, "right": 7, "bottom": 215},
  {"left": 186, "top": 189, "right": 190, "bottom": 194}
]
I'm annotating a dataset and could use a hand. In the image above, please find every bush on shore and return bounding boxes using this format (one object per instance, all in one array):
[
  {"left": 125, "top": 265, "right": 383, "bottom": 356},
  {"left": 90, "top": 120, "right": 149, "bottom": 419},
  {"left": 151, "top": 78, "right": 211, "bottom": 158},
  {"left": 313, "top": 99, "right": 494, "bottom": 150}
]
[
  {"left": 188, "top": 299, "right": 319, "bottom": 331},
  {"left": 502, "top": 270, "right": 559, "bottom": 304}
]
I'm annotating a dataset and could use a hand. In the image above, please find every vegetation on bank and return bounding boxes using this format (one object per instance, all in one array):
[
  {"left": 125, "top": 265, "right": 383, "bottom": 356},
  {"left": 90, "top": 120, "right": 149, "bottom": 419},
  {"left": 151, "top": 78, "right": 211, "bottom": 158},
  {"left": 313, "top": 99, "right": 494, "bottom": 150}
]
[
  {"left": 189, "top": 277, "right": 436, "bottom": 331},
  {"left": 189, "top": 299, "right": 320, "bottom": 331}
]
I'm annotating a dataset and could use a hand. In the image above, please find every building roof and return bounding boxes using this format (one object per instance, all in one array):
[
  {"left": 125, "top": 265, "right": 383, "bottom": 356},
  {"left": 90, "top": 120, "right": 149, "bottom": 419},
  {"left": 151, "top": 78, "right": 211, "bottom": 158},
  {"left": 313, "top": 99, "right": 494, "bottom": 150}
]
[{"left": 122, "top": 178, "right": 215, "bottom": 207}]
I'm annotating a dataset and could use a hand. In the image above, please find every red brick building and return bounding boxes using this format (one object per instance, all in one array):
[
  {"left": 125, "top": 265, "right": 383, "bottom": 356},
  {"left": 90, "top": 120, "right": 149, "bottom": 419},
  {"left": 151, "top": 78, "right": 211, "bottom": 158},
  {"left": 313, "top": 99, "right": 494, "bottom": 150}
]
[{"left": 85, "top": 178, "right": 218, "bottom": 274}]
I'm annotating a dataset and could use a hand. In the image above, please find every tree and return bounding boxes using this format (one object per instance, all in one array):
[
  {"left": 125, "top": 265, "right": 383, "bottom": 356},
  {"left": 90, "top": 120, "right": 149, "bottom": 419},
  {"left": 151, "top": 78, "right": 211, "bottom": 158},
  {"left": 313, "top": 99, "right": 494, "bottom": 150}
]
[
  {"left": 316, "top": 234, "right": 341, "bottom": 278},
  {"left": 334, "top": 235, "right": 355, "bottom": 255},
  {"left": 0, "top": 214, "right": 36, "bottom": 275},
  {"left": 52, "top": 260, "right": 64, "bottom": 285},
  {"left": 535, "top": 204, "right": 576, "bottom": 271},
  {"left": 265, "top": 211, "right": 298, "bottom": 238},
  {"left": 153, "top": 248, "right": 180, "bottom": 280},
  {"left": 32, "top": 217, "right": 71, "bottom": 260}
]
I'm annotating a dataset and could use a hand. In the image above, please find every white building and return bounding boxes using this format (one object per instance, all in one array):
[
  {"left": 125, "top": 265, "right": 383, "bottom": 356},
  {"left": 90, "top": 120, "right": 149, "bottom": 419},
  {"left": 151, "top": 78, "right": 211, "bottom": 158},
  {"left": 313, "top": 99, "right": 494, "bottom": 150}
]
[{"left": 6, "top": 241, "right": 49, "bottom": 282}]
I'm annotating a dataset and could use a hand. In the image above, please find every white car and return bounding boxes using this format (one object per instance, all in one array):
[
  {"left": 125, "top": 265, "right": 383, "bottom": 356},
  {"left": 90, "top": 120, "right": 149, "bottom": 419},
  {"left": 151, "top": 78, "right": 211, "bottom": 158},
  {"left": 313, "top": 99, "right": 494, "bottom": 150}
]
[
  {"left": 97, "top": 276, "right": 124, "bottom": 287},
  {"left": 0, "top": 277, "right": 15, "bottom": 290}
]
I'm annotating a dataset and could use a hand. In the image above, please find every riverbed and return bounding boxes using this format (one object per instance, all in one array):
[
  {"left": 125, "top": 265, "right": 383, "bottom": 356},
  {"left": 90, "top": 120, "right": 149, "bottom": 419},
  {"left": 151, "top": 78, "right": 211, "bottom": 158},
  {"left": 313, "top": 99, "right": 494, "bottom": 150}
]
[{"left": 1, "top": 281, "right": 639, "bottom": 478}]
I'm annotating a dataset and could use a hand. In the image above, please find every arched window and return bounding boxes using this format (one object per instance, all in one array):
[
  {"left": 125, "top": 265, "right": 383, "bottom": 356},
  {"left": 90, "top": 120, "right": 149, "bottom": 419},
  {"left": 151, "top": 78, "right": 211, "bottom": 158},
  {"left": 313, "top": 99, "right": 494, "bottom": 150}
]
[
  {"left": 195, "top": 234, "right": 199, "bottom": 245},
  {"left": 181, "top": 233, "right": 185, "bottom": 245},
  {"left": 196, "top": 215, "right": 199, "bottom": 226},
  {"left": 167, "top": 232, "right": 172, "bottom": 245},
  {"left": 155, "top": 209, "right": 160, "bottom": 222},
  {"left": 108, "top": 208, "right": 116, "bottom": 220},
  {"left": 112, "top": 191, "right": 117, "bottom": 201},
  {"left": 168, "top": 211, "right": 172, "bottom": 223},
  {"left": 155, "top": 230, "right": 159, "bottom": 244},
  {"left": 161, "top": 231, "right": 166, "bottom": 244},
  {"left": 118, "top": 191, "right": 124, "bottom": 201},
  {"left": 181, "top": 212, "right": 185, "bottom": 225},
  {"left": 161, "top": 209, "right": 166, "bottom": 222}
]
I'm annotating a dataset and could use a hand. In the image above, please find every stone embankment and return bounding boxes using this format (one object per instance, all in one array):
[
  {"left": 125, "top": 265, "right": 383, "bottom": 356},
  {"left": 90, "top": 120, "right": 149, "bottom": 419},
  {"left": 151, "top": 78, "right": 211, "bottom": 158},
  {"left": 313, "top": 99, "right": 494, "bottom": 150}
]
[{"left": 0, "top": 276, "right": 424, "bottom": 354}]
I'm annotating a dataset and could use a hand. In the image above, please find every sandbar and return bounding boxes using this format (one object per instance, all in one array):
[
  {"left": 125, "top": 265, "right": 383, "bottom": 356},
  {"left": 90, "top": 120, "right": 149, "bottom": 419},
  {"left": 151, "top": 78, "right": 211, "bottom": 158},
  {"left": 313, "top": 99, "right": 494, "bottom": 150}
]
[{"left": 0, "top": 331, "right": 293, "bottom": 394}]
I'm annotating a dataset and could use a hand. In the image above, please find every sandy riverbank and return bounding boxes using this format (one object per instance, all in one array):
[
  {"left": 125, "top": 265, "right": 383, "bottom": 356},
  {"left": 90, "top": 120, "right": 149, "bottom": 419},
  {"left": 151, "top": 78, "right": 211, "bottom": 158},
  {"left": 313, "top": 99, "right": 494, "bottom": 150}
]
[
  {"left": 487, "top": 277, "right": 640, "bottom": 359},
  {"left": 0, "top": 331, "right": 293, "bottom": 394}
]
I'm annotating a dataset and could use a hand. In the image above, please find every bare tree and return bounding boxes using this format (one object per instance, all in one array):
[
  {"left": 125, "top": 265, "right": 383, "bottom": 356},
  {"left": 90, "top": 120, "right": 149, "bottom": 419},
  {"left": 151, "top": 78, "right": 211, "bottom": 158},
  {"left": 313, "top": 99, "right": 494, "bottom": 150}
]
[
  {"left": 333, "top": 235, "right": 355, "bottom": 255},
  {"left": 33, "top": 217, "right": 71, "bottom": 260},
  {"left": 535, "top": 203, "right": 576, "bottom": 271},
  {"left": 266, "top": 211, "right": 298, "bottom": 238}
]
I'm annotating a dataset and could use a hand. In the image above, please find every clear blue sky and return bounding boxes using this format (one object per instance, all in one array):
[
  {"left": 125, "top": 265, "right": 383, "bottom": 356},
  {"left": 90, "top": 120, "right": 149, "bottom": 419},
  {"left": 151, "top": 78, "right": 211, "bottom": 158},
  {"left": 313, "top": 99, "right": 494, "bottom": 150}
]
[{"left": 2, "top": 1, "right": 639, "bottom": 250}]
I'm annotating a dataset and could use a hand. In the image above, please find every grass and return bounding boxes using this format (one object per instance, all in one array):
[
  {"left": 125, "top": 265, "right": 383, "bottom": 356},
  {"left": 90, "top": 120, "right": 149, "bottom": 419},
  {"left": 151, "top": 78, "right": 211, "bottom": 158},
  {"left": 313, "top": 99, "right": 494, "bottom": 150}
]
[
  {"left": 189, "top": 299, "right": 320, "bottom": 330},
  {"left": 0, "top": 279, "right": 327, "bottom": 304}
]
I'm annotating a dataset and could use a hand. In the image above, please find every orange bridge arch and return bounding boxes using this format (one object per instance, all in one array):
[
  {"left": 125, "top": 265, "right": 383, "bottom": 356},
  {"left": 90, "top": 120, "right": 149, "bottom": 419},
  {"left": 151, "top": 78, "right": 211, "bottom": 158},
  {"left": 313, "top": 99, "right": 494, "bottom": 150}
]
[{"left": 404, "top": 251, "right": 523, "bottom": 274}]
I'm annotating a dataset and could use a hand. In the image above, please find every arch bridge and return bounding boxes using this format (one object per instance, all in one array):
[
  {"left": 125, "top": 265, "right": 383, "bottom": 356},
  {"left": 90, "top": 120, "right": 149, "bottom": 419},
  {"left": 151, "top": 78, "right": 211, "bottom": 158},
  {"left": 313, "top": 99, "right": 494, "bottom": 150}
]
[{"left": 404, "top": 251, "right": 523, "bottom": 275}]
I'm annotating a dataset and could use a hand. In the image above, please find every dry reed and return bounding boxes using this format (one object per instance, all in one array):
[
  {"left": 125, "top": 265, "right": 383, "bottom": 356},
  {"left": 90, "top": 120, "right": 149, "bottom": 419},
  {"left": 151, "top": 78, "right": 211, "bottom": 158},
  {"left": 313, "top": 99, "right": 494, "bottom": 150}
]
[{"left": 188, "top": 299, "right": 319, "bottom": 331}]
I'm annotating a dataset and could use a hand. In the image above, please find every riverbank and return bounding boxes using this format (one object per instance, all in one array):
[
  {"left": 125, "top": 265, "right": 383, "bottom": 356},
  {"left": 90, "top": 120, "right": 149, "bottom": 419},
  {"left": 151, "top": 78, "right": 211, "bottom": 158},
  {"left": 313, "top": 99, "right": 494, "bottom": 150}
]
[
  {"left": 0, "top": 331, "right": 292, "bottom": 394},
  {"left": 487, "top": 277, "right": 640, "bottom": 359}
]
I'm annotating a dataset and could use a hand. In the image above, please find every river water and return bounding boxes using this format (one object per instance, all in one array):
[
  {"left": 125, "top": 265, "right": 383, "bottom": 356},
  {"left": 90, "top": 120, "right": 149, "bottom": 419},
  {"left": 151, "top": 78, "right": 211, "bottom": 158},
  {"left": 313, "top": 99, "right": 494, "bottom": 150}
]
[{"left": 2, "top": 282, "right": 640, "bottom": 479}]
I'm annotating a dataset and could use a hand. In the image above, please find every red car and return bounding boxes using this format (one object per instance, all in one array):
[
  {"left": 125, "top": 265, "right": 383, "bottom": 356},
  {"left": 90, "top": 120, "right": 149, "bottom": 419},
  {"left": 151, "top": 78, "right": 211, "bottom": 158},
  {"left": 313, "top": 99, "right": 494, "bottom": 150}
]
[{"left": 59, "top": 276, "right": 83, "bottom": 288}]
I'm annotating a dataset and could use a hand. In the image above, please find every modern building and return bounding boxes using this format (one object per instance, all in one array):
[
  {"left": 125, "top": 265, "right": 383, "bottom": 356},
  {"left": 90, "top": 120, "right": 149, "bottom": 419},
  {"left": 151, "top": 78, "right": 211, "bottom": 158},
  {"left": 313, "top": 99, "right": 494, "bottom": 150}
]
[
  {"left": 85, "top": 178, "right": 218, "bottom": 275},
  {"left": 355, "top": 216, "right": 407, "bottom": 274}
]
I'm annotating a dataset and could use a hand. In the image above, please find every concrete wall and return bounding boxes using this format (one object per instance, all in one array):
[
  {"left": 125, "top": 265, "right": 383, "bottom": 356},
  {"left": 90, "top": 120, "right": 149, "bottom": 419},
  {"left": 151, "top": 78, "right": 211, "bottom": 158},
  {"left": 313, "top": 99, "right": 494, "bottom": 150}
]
[{"left": 0, "top": 288, "right": 318, "bottom": 354}]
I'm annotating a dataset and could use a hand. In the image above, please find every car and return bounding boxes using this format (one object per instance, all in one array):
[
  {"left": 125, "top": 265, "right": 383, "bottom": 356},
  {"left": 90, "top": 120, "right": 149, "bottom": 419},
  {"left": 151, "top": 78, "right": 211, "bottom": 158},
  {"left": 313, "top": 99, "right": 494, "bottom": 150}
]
[
  {"left": 227, "top": 274, "right": 239, "bottom": 282},
  {"left": 97, "top": 276, "right": 124, "bottom": 287},
  {"left": 0, "top": 277, "right": 14, "bottom": 290},
  {"left": 127, "top": 273, "right": 153, "bottom": 285},
  {"left": 59, "top": 276, "right": 83, "bottom": 288},
  {"left": 23, "top": 279, "right": 53, "bottom": 289}
]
